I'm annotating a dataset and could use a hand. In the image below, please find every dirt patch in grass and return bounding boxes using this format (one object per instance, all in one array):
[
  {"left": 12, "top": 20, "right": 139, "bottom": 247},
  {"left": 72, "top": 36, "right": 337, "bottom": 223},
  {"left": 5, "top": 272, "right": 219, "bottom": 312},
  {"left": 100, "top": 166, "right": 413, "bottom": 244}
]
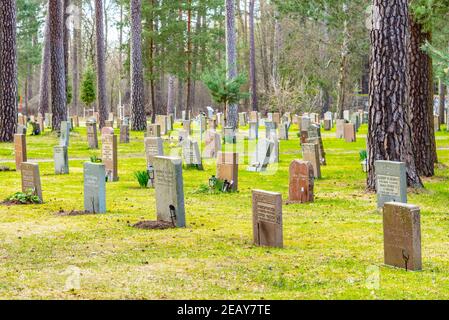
[
  {"left": 55, "top": 209, "right": 96, "bottom": 216},
  {"left": 1, "top": 200, "right": 37, "bottom": 206},
  {"left": 132, "top": 220, "right": 175, "bottom": 230}
]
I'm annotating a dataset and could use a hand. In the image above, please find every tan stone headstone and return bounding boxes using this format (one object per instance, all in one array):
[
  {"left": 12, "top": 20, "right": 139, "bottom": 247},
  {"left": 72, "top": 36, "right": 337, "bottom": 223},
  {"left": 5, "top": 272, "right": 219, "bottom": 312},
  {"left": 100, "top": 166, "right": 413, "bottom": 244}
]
[
  {"left": 21, "top": 162, "right": 43, "bottom": 202},
  {"left": 252, "top": 190, "right": 283, "bottom": 248},
  {"left": 288, "top": 160, "right": 314, "bottom": 204},
  {"left": 344, "top": 123, "right": 356, "bottom": 142},
  {"left": 147, "top": 124, "right": 161, "bottom": 137},
  {"left": 14, "top": 134, "right": 27, "bottom": 170},
  {"left": 383, "top": 202, "right": 421, "bottom": 271},
  {"left": 102, "top": 134, "right": 118, "bottom": 182},
  {"left": 216, "top": 152, "right": 238, "bottom": 191},
  {"left": 336, "top": 119, "right": 345, "bottom": 139}
]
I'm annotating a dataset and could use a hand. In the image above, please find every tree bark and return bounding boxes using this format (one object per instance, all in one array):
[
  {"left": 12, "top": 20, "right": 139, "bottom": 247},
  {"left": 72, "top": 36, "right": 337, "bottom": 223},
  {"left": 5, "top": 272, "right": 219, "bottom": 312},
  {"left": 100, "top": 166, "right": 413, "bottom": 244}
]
[
  {"left": 249, "top": 0, "right": 258, "bottom": 112},
  {"left": 39, "top": 11, "right": 51, "bottom": 118},
  {"left": 186, "top": 0, "right": 192, "bottom": 116},
  {"left": 95, "top": 0, "right": 107, "bottom": 128},
  {"left": 367, "top": 0, "right": 422, "bottom": 190},
  {"left": 49, "top": 0, "right": 67, "bottom": 132},
  {"left": 438, "top": 79, "right": 445, "bottom": 125},
  {"left": 130, "top": 0, "right": 147, "bottom": 130},
  {"left": 167, "top": 75, "right": 175, "bottom": 115},
  {"left": 0, "top": 0, "right": 18, "bottom": 142},
  {"left": 72, "top": 0, "right": 80, "bottom": 116},
  {"left": 408, "top": 17, "right": 436, "bottom": 177},
  {"left": 336, "top": 20, "right": 349, "bottom": 120},
  {"left": 64, "top": 0, "right": 70, "bottom": 109},
  {"left": 225, "top": 0, "right": 238, "bottom": 129}
]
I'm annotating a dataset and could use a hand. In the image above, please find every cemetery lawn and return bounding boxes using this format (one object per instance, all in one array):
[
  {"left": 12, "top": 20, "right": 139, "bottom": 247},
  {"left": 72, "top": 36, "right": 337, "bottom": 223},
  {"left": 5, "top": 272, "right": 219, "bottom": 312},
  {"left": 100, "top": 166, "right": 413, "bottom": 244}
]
[{"left": 1, "top": 125, "right": 449, "bottom": 300}]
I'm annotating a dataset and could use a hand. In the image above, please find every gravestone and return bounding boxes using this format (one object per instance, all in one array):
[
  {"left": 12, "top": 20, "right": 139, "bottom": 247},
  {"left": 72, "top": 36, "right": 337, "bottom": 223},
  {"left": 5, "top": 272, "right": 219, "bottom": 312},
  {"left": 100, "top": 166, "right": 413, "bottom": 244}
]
[
  {"left": 105, "top": 120, "right": 114, "bottom": 128},
  {"left": 247, "top": 138, "right": 274, "bottom": 172},
  {"left": 269, "top": 137, "right": 279, "bottom": 164},
  {"left": 249, "top": 111, "right": 259, "bottom": 122},
  {"left": 154, "top": 156, "right": 186, "bottom": 227},
  {"left": 216, "top": 152, "right": 239, "bottom": 191},
  {"left": 300, "top": 116, "right": 311, "bottom": 132},
  {"left": 37, "top": 115, "right": 45, "bottom": 132},
  {"left": 102, "top": 133, "right": 118, "bottom": 181},
  {"left": 375, "top": 160, "right": 407, "bottom": 208},
  {"left": 60, "top": 121, "right": 70, "bottom": 147},
  {"left": 208, "top": 119, "right": 217, "bottom": 131},
  {"left": 54, "top": 146, "right": 69, "bottom": 174},
  {"left": 223, "top": 127, "right": 236, "bottom": 144},
  {"left": 238, "top": 113, "right": 247, "bottom": 127},
  {"left": 383, "top": 202, "right": 421, "bottom": 271},
  {"left": 182, "top": 138, "right": 203, "bottom": 170},
  {"left": 279, "top": 122, "right": 289, "bottom": 140},
  {"left": 144, "top": 136, "right": 164, "bottom": 170},
  {"left": 249, "top": 121, "right": 259, "bottom": 140},
  {"left": 178, "top": 129, "right": 189, "bottom": 143},
  {"left": 120, "top": 125, "right": 129, "bottom": 143},
  {"left": 16, "top": 124, "right": 27, "bottom": 135},
  {"left": 323, "top": 119, "right": 332, "bottom": 131},
  {"left": 87, "top": 120, "right": 99, "bottom": 149},
  {"left": 288, "top": 160, "right": 314, "bottom": 203},
  {"left": 336, "top": 119, "right": 345, "bottom": 139},
  {"left": 73, "top": 115, "right": 79, "bottom": 127},
  {"left": 21, "top": 162, "right": 43, "bottom": 202},
  {"left": 182, "top": 120, "right": 192, "bottom": 135},
  {"left": 343, "top": 123, "right": 356, "bottom": 142},
  {"left": 167, "top": 114, "right": 174, "bottom": 131},
  {"left": 265, "top": 121, "right": 277, "bottom": 139},
  {"left": 200, "top": 115, "right": 207, "bottom": 133},
  {"left": 83, "top": 162, "right": 106, "bottom": 213},
  {"left": 343, "top": 110, "right": 351, "bottom": 122},
  {"left": 147, "top": 124, "right": 161, "bottom": 138},
  {"left": 307, "top": 124, "right": 326, "bottom": 165},
  {"left": 272, "top": 113, "right": 281, "bottom": 125},
  {"left": 302, "top": 143, "right": 321, "bottom": 178},
  {"left": 14, "top": 134, "right": 27, "bottom": 170},
  {"left": 434, "top": 115, "right": 440, "bottom": 132},
  {"left": 350, "top": 113, "right": 360, "bottom": 132},
  {"left": 157, "top": 115, "right": 168, "bottom": 135},
  {"left": 252, "top": 190, "right": 283, "bottom": 248},
  {"left": 203, "top": 130, "right": 221, "bottom": 159}
]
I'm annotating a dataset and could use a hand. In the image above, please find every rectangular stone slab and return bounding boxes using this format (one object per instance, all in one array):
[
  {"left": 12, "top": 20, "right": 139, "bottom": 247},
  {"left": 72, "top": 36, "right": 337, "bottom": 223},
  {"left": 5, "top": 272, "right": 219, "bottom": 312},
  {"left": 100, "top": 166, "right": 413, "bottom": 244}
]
[
  {"left": 216, "top": 152, "right": 239, "bottom": 191},
  {"left": 252, "top": 190, "right": 283, "bottom": 248},
  {"left": 102, "top": 134, "right": 118, "bottom": 182},
  {"left": 375, "top": 160, "right": 407, "bottom": 208},
  {"left": 83, "top": 162, "right": 106, "bottom": 213},
  {"left": 288, "top": 160, "right": 314, "bottom": 203},
  {"left": 54, "top": 146, "right": 69, "bottom": 174},
  {"left": 154, "top": 156, "right": 186, "bottom": 227},
  {"left": 383, "top": 202, "right": 421, "bottom": 271},
  {"left": 21, "top": 162, "right": 43, "bottom": 202},
  {"left": 14, "top": 134, "right": 27, "bottom": 170}
]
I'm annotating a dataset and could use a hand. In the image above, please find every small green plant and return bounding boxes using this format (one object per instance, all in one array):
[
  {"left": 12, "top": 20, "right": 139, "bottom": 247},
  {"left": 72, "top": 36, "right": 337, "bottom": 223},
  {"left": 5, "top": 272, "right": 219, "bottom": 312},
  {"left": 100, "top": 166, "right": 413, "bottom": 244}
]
[
  {"left": 359, "top": 150, "right": 368, "bottom": 161},
  {"left": 134, "top": 171, "right": 150, "bottom": 188},
  {"left": 5, "top": 189, "right": 41, "bottom": 204},
  {"left": 90, "top": 155, "right": 102, "bottom": 163}
]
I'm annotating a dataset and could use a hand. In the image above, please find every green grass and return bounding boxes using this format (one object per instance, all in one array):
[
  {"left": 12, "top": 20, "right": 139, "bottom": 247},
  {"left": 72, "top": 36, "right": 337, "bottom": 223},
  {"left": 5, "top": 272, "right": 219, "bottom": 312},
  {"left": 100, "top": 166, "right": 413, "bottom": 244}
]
[{"left": 0, "top": 123, "right": 449, "bottom": 299}]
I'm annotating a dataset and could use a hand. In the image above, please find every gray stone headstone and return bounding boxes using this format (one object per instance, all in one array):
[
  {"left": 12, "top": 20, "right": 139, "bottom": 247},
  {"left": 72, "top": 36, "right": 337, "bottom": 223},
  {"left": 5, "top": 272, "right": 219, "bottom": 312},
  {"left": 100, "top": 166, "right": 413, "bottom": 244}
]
[
  {"left": 83, "top": 162, "right": 106, "bottom": 213},
  {"left": 265, "top": 121, "right": 277, "bottom": 139},
  {"left": 154, "top": 156, "right": 186, "bottom": 227},
  {"left": 247, "top": 138, "right": 274, "bottom": 172},
  {"left": 54, "top": 146, "right": 69, "bottom": 174},
  {"left": 21, "top": 162, "right": 43, "bottom": 202},
  {"left": 60, "top": 121, "right": 70, "bottom": 147},
  {"left": 279, "top": 122, "right": 289, "bottom": 140},
  {"left": 182, "top": 138, "right": 203, "bottom": 170},
  {"left": 144, "top": 137, "right": 164, "bottom": 170},
  {"left": 249, "top": 121, "right": 259, "bottom": 140},
  {"left": 375, "top": 161, "right": 407, "bottom": 209},
  {"left": 87, "top": 120, "right": 99, "bottom": 149}
]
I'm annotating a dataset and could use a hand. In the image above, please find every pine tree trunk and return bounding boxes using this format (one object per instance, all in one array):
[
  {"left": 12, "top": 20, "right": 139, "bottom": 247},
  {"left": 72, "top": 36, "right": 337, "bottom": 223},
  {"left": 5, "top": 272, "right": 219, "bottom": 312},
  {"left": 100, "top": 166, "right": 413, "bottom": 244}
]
[
  {"left": 186, "top": 0, "right": 192, "bottom": 116},
  {"left": 249, "top": 0, "right": 258, "bottom": 112},
  {"left": 0, "top": 0, "right": 18, "bottom": 142},
  {"left": 95, "top": 0, "right": 108, "bottom": 128},
  {"left": 367, "top": 0, "right": 422, "bottom": 190},
  {"left": 409, "top": 17, "right": 436, "bottom": 177},
  {"left": 336, "top": 21, "right": 349, "bottom": 120},
  {"left": 130, "top": 0, "right": 147, "bottom": 130},
  {"left": 64, "top": 0, "right": 70, "bottom": 109},
  {"left": 38, "top": 11, "right": 50, "bottom": 118},
  {"left": 72, "top": 0, "right": 80, "bottom": 116},
  {"left": 225, "top": 0, "right": 238, "bottom": 129},
  {"left": 49, "top": 0, "right": 67, "bottom": 132}
]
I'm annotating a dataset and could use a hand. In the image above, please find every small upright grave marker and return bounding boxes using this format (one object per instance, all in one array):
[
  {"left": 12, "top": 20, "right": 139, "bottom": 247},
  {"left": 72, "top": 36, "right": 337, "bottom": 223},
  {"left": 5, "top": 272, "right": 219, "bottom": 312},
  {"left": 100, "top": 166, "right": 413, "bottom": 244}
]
[
  {"left": 83, "top": 162, "right": 106, "bottom": 213},
  {"left": 252, "top": 190, "right": 283, "bottom": 248},
  {"left": 21, "top": 162, "right": 43, "bottom": 202},
  {"left": 375, "top": 160, "right": 407, "bottom": 208}
]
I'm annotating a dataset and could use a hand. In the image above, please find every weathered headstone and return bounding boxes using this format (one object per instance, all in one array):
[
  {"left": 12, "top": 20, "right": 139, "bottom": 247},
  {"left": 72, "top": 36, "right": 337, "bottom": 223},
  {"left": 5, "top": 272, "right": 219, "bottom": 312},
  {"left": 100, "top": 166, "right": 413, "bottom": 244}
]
[
  {"left": 54, "top": 146, "right": 69, "bottom": 174},
  {"left": 343, "top": 123, "right": 356, "bottom": 142},
  {"left": 434, "top": 115, "right": 440, "bottom": 132},
  {"left": 87, "top": 120, "right": 99, "bottom": 149},
  {"left": 182, "top": 120, "right": 192, "bottom": 135},
  {"left": 182, "top": 138, "right": 203, "bottom": 170},
  {"left": 269, "top": 137, "right": 279, "bottom": 164},
  {"left": 265, "top": 121, "right": 277, "bottom": 139},
  {"left": 21, "top": 162, "right": 43, "bottom": 202},
  {"left": 154, "top": 156, "right": 186, "bottom": 227},
  {"left": 147, "top": 124, "right": 161, "bottom": 137},
  {"left": 203, "top": 130, "right": 221, "bottom": 159},
  {"left": 272, "top": 112, "right": 281, "bottom": 125},
  {"left": 300, "top": 116, "right": 311, "bottom": 132},
  {"left": 307, "top": 124, "right": 326, "bottom": 165},
  {"left": 343, "top": 110, "right": 351, "bottom": 122},
  {"left": 223, "top": 127, "right": 236, "bottom": 144},
  {"left": 323, "top": 119, "right": 332, "bottom": 131},
  {"left": 249, "top": 111, "right": 259, "bottom": 122},
  {"left": 105, "top": 120, "right": 114, "bottom": 128},
  {"left": 37, "top": 115, "right": 45, "bottom": 132},
  {"left": 247, "top": 138, "right": 274, "bottom": 172},
  {"left": 119, "top": 125, "right": 129, "bottom": 143},
  {"left": 336, "top": 119, "right": 345, "bottom": 139},
  {"left": 252, "top": 190, "right": 283, "bottom": 248},
  {"left": 279, "top": 122, "right": 289, "bottom": 140},
  {"left": 375, "top": 160, "right": 407, "bottom": 208},
  {"left": 60, "top": 121, "right": 70, "bottom": 147},
  {"left": 83, "top": 162, "right": 106, "bottom": 213},
  {"left": 14, "top": 134, "right": 27, "bottom": 170},
  {"left": 144, "top": 136, "right": 164, "bottom": 170},
  {"left": 217, "top": 152, "right": 238, "bottom": 191},
  {"left": 249, "top": 121, "right": 259, "bottom": 140},
  {"left": 383, "top": 202, "right": 421, "bottom": 271},
  {"left": 288, "top": 160, "right": 314, "bottom": 203},
  {"left": 302, "top": 143, "right": 321, "bottom": 178},
  {"left": 102, "top": 133, "right": 118, "bottom": 181}
]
